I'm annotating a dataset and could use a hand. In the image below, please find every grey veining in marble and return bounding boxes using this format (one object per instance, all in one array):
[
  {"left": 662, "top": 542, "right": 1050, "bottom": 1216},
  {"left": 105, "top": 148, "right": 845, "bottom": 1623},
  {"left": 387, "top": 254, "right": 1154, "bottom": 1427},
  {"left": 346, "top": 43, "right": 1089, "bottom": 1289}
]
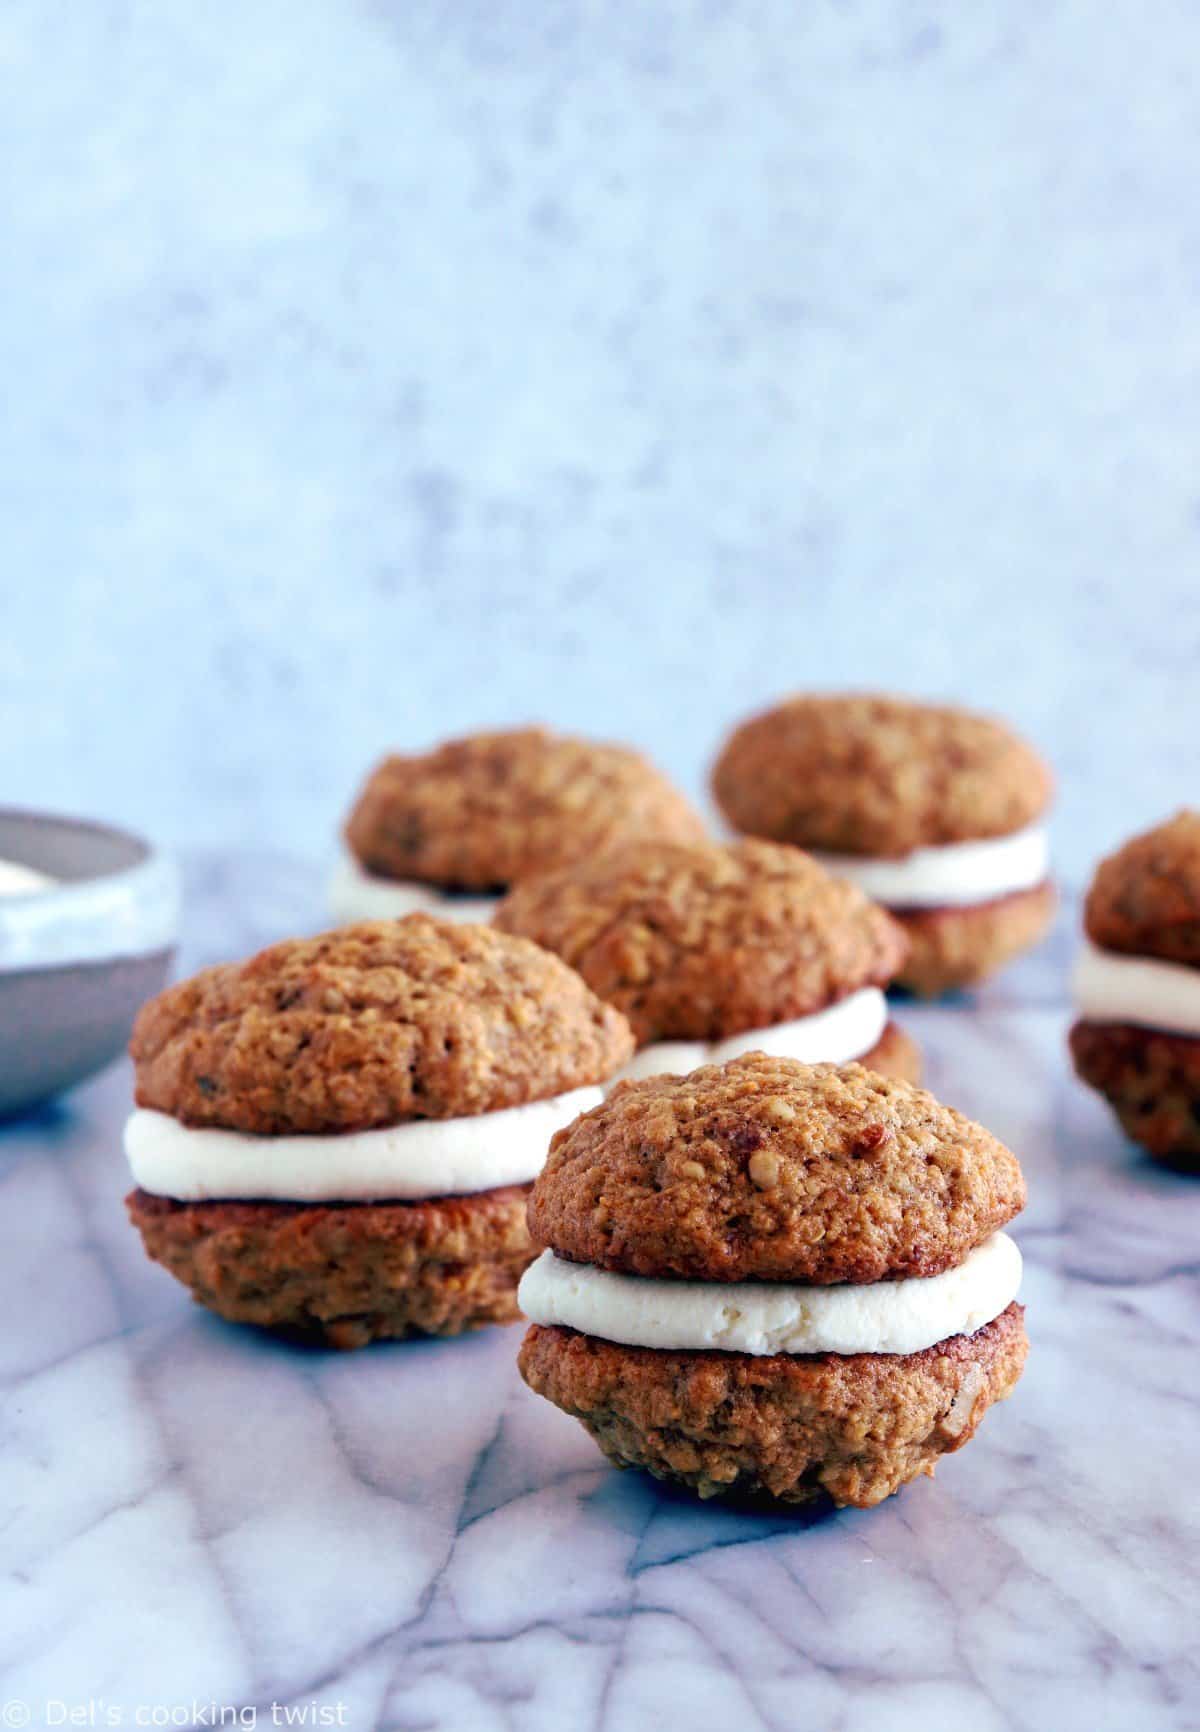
[{"left": 1, "top": 853, "right": 1197, "bottom": 1731}]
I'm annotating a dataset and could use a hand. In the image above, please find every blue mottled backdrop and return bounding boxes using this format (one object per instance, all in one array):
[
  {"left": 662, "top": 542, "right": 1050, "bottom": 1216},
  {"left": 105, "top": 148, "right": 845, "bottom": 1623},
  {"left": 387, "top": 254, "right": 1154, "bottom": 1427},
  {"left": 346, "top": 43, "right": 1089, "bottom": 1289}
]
[{"left": 3, "top": 1, "right": 1197, "bottom": 882}]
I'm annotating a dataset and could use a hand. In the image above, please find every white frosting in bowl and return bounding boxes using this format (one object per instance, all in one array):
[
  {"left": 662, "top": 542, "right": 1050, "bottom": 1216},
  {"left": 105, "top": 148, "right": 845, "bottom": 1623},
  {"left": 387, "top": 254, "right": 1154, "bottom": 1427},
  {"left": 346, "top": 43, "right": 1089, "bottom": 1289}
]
[
  {"left": 0, "top": 810, "right": 180, "bottom": 973},
  {"left": 0, "top": 858, "right": 57, "bottom": 896},
  {"left": 518, "top": 1232, "right": 1022, "bottom": 1358}
]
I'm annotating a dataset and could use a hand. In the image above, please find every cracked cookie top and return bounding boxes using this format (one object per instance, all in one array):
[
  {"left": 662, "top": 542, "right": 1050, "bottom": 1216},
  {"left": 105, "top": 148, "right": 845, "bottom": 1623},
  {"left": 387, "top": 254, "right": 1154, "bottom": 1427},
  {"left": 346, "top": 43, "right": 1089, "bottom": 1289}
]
[
  {"left": 344, "top": 727, "right": 706, "bottom": 889},
  {"left": 712, "top": 693, "right": 1052, "bottom": 857},
  {"left": 494, "top": 838, "right": 907, "bottom": 1045},
  {"left": 1084, "top": 810, "right": 1200, "bottom": 966},
  {"left": 528, "top": 1053, "right": 1025, "bottom": 1283},
  {"left": 131, "top": 916, "right": 635, "bottom": 1134}
]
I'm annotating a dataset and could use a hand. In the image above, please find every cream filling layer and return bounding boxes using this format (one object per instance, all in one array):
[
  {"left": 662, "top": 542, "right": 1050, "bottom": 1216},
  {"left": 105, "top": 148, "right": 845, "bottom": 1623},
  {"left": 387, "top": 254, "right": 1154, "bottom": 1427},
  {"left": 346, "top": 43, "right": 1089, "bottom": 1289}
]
[
  {"left": 519, "top": 1232, "right": 1021, "bottom": 1357},
  {"left": 0, "top": 858, "right": 57, "bottom": 896},
  {"left": 125, "top": 1087, "right": 602, "bottom": 1203},
  {"left": 612, "top": 986, "right": 887, "bottom": 1086},
  {"left": 1072, "top": 938, "right": 1200, "bottom": 1038},
  {"left": 329, "top": 851, "right": 501, "bottom": 925},
  {"left": 812, "top": 824, "right": 1049, "bottom": 910}
]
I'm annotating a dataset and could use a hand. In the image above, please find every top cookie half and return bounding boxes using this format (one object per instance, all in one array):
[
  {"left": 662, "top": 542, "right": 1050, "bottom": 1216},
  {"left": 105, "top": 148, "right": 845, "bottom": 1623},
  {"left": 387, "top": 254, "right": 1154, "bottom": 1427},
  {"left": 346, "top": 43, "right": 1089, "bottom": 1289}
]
[
  {"left": 1084, "top": 810, "right": 1200, "bottom": 966},
  {"left": 345, "top": 727, "right": 706, "bottom": 890},
  {"left": 131, "top": 916, "right": 635, "bottom": 1135},
  {"left": 494, "top": 838, "right": 906, "bottom": 1045},
  {"left": 528, "top": 1053, "right": 1025, "bottom": 1283},
  {"left": 712, "top": 694, "right": 1052, "bottom": 857}
]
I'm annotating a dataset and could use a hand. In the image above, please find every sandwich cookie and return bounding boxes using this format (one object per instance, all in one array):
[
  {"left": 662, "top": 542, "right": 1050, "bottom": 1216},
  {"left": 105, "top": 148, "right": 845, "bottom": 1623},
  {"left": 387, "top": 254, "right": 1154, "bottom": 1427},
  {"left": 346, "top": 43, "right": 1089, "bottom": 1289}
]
[
  {"left": 494, "top": 838, "right": 920, "bottom": 1085},
  {"left": 333, "top": 726, "right": 706, "bottom": 926},
  {"left": 125, "top": 916, "right": 633, "bottom": 1345},
  {"left": 519, "top": 1055, "right": 1028, "bottom": 1508},
  {"left": 711, "top": 694, "right": 1055, "bottom": 995},
  {"left": 1070, "top": 811, "right": 1200, "bottom": 1168}
]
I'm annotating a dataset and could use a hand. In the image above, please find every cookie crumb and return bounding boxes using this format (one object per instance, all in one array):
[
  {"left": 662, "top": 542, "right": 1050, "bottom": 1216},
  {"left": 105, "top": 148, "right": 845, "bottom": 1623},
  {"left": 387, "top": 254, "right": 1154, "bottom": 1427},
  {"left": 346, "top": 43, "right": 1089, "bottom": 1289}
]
[
  {"left": 938, "top": 1362, "right": 985, "bottom": 1438},
  {"left": 748, "top": 1149, "right": 780, "bottom": 1189},
  {"left": 731, "top": 1122, "right": 766, "bottom": 1157},
  {"left": 855, "top": 1123, "right": 891, "bottom": 1155}
]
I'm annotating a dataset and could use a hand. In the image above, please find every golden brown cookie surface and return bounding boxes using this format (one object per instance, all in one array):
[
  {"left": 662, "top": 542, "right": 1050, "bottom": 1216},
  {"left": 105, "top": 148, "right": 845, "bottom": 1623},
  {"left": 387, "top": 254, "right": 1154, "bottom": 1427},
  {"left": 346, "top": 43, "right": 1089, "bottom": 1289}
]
[
  {"left": 128, "top": 1184, "right": 534, "bottom": 1347},
  {"left": 519, "top": 1304, "right": 1027, "bottom": 1508},
  {"left": 528, "top": 1053, "right": 1025, "bottom": 1284},
  {"left": 345, "top": 727, "right": 705, "bottom": 889},
  {"left": 712, "top": 693, "right": 1051, "bottom": 857},
  {"left": 494, "top": 839, "right": 907, "bottom": 1044},
  {"left": 131, "top": 916, "right": 633, "bottom": 1135},
  {"left": 1084, "top": 811, "right": 1200, "bottom": 967}
]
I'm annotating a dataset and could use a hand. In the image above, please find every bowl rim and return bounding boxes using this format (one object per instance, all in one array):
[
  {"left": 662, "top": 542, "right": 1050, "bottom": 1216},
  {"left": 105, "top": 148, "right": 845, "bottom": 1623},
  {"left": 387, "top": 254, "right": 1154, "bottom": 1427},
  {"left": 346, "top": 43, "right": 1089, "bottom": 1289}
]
[
  {"left": 0, "top": 806, "right": 181, "bottom": 974},
  {"left": 0, "top": 803, "right": 157, "bottom": 871}
]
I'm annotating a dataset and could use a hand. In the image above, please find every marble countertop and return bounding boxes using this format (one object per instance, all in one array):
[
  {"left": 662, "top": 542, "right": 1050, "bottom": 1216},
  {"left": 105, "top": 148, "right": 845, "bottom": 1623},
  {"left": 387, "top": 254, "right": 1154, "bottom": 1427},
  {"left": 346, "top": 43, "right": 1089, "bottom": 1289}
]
[{"left": 2, "top": 855, "right": 1197, "bottom": 1732}]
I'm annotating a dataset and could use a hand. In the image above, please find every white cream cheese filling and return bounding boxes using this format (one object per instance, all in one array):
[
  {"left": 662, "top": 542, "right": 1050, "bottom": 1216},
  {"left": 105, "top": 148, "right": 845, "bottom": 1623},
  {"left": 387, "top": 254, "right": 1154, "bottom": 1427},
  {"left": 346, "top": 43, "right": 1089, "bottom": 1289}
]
[
  {"left": 1072, "top": 938, "right": 1200, "bottom": 1038},
  {"left": 124, "top": 1086, "right": 602, "bottom": 1203},
  {"left": 519, "top": 1232, "right": 1021, "bottom": 1357},
  {"left": 812, "top": 824, "right": 1049, "bottom": 910},
  {"left": 328, "top": 850, "right": 501, "bottom": 926},
  {"left": 613, "top": 986, "right": 888, "bottom": 1086},
  {"left": 0, "top": 858, "right": 57, "bottom": 896}
]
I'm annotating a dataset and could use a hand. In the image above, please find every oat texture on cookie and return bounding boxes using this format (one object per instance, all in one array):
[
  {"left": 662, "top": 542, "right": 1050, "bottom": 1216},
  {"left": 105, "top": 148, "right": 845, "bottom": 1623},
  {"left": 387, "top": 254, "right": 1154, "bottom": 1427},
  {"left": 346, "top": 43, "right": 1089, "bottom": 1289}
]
[
  {"left": 131, "top": 915, "right": 634, "bottom": 1134},
  {"left": 528, "top": 1054, "right": 1025, "bottom": 1284},
  {"left": 345, "top": 727, "right": 706, "bottom": 888},
  {"left": 712, "top": 693, "right": 1052, "bottom": 856},
  {"left": 495, "top": 838, "right": 907, "bottom": 1043}
]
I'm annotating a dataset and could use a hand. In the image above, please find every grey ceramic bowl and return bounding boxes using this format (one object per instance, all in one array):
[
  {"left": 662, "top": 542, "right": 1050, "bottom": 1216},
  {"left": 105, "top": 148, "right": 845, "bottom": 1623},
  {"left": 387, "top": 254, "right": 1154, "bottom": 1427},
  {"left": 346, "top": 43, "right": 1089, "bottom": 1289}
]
[{"left": 0, "top": 810, "right": 180, "bottom": 1119}]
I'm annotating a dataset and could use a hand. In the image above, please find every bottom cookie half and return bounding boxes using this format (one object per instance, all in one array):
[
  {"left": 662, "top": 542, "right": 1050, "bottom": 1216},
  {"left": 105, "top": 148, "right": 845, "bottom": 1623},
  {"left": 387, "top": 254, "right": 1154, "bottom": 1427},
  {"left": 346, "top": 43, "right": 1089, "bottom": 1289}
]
[
  {"left": 1070, "top": 1019, "right": 1200, "bottom": 1168},
  {"left": 861, "top": 1017, "right": 922, "bottom": 1085},
  {"left": 894, "top": 881, "right": 1055, "bottom": 996},
  {"left": 128, "top": 1183, "right": 535, "bottom": 1347},
  {"left": 519, "top": 1303, "right": 1027, "bottom": 1508}
]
